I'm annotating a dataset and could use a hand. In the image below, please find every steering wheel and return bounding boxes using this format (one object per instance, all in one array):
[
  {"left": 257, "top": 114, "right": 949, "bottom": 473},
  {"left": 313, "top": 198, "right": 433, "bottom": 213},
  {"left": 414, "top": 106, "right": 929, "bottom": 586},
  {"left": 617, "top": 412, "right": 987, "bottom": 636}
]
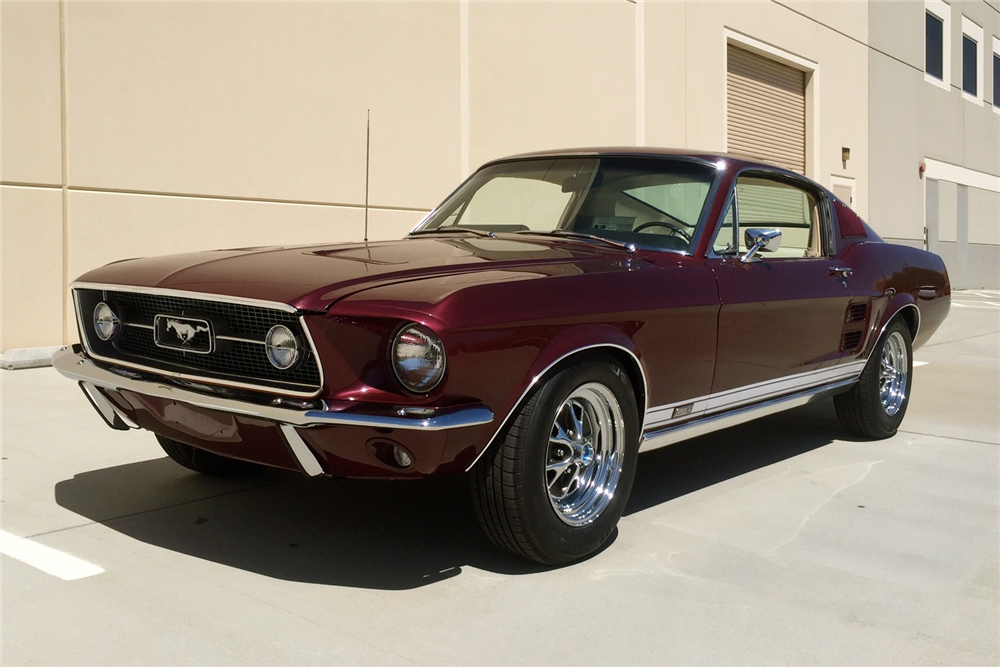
[{"left": 633, "top": 220, "right": 693, "bottom": 243}]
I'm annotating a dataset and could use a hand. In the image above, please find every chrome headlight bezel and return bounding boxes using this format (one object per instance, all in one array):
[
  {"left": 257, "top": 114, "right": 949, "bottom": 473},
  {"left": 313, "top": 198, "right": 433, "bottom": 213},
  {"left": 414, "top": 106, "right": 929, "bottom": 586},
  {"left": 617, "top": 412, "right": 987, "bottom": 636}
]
[
  {"left": 93, "top": 301, "right": 121, "bottom": 341},
  {"left": 390, "top": 324, "right": 447, "bottom": 394},
  {"left": 265, "top": 324, "right": 302, "bottom": 370}
]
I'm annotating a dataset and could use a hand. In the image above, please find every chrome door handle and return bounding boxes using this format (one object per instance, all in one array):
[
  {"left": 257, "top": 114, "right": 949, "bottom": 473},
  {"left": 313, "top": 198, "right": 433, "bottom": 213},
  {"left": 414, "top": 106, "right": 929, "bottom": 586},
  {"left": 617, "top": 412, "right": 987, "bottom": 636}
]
[{"left": 828, "top": 266, "right": 853, "bottom": 277}]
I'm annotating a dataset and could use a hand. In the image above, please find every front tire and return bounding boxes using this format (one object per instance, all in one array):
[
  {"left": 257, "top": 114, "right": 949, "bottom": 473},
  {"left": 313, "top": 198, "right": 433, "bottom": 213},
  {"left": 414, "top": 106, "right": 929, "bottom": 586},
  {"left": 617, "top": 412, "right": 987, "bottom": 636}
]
[
  {"left": 156, "top": 434, "right": 248, "bottom": 476},
  {"left": 471, "top": 357, "right": 640, "bottom": 565},
  {"left": 835, "top": 319, "right": 913, "bottom": 439}
]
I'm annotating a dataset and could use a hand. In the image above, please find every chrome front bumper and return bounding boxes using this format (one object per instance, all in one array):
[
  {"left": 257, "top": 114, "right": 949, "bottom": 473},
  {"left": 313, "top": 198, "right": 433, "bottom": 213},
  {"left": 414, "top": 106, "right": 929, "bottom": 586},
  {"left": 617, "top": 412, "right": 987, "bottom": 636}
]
[{"left": 53, "top": 346, "right": 495, "bottom": 432}]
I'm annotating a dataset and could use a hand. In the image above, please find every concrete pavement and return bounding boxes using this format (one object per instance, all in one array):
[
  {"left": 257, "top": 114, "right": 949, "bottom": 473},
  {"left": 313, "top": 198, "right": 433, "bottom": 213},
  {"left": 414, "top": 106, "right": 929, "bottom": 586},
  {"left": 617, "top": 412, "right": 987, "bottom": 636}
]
[{"left": 2, "top": 296, "right": 997, "bottom": 665}]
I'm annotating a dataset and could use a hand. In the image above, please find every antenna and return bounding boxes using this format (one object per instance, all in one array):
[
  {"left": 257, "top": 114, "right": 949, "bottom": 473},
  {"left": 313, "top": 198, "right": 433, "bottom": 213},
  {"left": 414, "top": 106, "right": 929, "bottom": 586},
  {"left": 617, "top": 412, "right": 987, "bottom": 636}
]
[{"left": 364, "top": 109, "right": 370, "bottom": 243}]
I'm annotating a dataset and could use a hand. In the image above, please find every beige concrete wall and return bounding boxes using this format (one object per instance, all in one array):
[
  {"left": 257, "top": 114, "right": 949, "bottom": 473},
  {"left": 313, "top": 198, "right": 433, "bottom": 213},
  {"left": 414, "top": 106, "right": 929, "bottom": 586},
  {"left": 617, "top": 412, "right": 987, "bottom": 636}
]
[
  {"left": 0, "top": 0, "right": 927, "bottom": 352},
  {"left": 65, "top": 1, "right": 461, "bottom": 209},
  {"left": 3, "top": 1, "right": 453, "bottom": 350},
  {"left": 1, "top": 186, "right": 64, "bottom": 350},
  {"left": 468, "top": 1, "right": 636, "bottom": 167},
  {"left": 1, "top": 1, "right": 65, "bottom": 351},
  {"left": 970, "top": 186, "right": 1000, "bottom": 246},
  {"left": 1, "top": 1, "right": 62, "bottom": 186}
]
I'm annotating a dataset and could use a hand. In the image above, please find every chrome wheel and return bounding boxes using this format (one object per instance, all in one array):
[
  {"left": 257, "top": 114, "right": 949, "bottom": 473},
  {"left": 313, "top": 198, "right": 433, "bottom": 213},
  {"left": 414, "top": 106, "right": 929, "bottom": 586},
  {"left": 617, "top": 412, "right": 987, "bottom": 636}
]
[
  {"left": 879, "top": 330, "right": 908, "bottom": 416},
  {"left": 545, "top": 382, "right": 625, "bottom": 526}
]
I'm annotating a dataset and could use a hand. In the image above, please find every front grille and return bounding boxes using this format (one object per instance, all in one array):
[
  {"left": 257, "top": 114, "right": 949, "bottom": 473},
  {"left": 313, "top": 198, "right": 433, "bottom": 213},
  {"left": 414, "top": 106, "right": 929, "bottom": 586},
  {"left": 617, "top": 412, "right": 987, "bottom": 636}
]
[{"left": 76, "top": 288, "right": 322, "bottom": 395}]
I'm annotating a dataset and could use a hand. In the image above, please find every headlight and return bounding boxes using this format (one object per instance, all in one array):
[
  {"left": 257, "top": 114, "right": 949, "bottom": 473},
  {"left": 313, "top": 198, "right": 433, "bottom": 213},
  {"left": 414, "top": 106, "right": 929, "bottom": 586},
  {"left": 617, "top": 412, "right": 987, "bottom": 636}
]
[
  {"left": 265, "top": 324, "right": 301, "bottom": 370},
  {"left": 391, "top": 324, "right": 446, "bottom": 393},
  {"left": 93, "top": 302, "right": 120, "bottom": 341}
]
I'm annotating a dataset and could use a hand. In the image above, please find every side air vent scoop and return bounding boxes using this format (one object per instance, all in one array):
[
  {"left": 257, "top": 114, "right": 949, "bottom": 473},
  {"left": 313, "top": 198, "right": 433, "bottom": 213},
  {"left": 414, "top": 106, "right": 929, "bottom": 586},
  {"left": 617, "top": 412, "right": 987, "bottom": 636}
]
[
  {"left": 842, "top": 330, "right": 864, "bottom": 351},
  {"left": 847, "top": 303, "right": 868, "bottom": 323}
]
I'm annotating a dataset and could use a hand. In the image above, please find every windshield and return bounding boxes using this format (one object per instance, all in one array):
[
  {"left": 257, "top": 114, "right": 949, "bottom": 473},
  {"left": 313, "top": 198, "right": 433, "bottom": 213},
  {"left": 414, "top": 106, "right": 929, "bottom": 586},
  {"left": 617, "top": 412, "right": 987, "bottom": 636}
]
[{"left": 413, "top": 157, "right": 718, "bottom": 253}]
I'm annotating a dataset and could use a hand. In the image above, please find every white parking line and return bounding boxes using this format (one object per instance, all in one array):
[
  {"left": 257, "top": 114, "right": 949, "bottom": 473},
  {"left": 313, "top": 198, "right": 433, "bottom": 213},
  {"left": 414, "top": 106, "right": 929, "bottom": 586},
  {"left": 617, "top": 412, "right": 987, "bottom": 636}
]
[
  {"left": 0, "top": 530, "right": 104, "bottom": 580},
  {"left": 913, "top": 361, "right": 929, "bottom": 367},
  {"left": 952, "top": 302, "right": 1000, "bottom": 309}
]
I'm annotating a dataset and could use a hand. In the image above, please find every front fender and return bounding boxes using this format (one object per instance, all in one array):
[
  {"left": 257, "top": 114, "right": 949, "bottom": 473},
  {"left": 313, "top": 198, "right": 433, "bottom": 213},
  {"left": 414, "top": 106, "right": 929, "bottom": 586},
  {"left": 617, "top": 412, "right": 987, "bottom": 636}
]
[
  {"left": 521, "top": 324, "right": 646, "bottom": 404},
  {"left": 456, "top": 324, "right": 647, "bottom": 473}
]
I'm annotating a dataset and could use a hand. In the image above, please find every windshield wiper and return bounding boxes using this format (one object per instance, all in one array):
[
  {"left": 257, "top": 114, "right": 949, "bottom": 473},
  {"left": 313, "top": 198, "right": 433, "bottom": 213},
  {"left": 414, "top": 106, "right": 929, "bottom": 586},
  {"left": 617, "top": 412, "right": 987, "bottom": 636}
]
[
  {"left": 410, "top": 227, "right": 496, "bottom": 238},
  {"left": 514, "top": 230, "right": 635, "bottom": 254}
]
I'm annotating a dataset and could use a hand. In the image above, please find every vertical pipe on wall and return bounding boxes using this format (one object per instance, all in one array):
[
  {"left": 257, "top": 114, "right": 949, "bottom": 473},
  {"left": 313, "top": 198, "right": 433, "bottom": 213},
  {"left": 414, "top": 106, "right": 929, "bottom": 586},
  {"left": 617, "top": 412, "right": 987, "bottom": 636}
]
[
  {"left": 364, "top": 109, "right": 370, "bottom": 244},
  {"left": 635, "top": 0, "right": 645, "bottom": 147},
  {"left": 58, "top": 0, "right": 70, "bottom": 344},
  {"left": 460, "top": 0, "right": 469, "bottom": 177}
]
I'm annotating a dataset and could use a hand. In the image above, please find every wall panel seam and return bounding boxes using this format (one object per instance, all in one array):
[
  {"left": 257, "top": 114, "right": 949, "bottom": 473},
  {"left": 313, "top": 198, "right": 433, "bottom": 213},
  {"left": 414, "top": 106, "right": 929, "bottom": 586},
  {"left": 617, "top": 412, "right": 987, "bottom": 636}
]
[
  {"left": 0, "top": 182, "right": 62, "bottom": 190},
  {"left": 62, "top": 186, "right": 433, "bottom": 212}
]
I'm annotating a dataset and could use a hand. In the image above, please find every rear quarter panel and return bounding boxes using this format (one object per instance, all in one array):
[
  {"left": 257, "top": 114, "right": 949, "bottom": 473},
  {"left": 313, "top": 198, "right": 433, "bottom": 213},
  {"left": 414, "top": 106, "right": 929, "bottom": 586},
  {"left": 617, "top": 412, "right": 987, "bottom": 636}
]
[{"left": 846, "top": 240, "right": 951, "bottom": 354}]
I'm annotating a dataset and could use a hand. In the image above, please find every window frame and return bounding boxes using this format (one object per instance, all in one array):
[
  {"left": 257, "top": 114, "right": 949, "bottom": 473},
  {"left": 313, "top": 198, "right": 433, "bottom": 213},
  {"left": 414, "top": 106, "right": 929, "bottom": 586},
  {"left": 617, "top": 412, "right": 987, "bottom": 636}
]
[
  {"left": 961, "top": 16, "right": 984, "bottom": 105},
  {"left": 706, "top": 167, "right": 836, "bottom": 261},
  {"left": 925, "top": 0, "right": 952, "bottom": 92}
]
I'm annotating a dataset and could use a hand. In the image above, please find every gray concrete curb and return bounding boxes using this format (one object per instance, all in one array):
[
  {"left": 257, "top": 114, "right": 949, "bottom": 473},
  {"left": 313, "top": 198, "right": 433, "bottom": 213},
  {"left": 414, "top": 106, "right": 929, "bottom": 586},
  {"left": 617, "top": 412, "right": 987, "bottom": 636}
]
[{"left": 1, "top": 346, "right": 62, "bottom": 370}]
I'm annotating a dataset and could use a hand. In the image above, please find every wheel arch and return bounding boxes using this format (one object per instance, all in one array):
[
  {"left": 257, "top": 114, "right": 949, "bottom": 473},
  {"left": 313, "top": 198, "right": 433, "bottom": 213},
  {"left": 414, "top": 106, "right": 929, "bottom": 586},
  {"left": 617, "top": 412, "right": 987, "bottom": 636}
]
[
  {"left": 464, "top": 333, "right": 648, "bottom": 473},
  {"left": 869, "top": 299, "right": 920, "bottom": 359}
]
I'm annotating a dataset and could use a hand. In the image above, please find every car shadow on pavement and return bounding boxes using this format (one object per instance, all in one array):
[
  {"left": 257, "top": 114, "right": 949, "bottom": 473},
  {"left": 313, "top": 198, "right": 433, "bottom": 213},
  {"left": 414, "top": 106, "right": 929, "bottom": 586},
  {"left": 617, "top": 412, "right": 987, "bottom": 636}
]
[
  {"left": 625, "top": 400, "right": 844, "bottom": 516},
  {"left": 54, "top": 401, "right": 845, "bottom": 591}
]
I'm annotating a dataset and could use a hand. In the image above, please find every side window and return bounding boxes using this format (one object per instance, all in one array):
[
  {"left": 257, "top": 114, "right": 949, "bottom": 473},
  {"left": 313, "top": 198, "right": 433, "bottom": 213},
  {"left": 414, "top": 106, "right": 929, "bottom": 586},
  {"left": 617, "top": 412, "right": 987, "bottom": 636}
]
[{"left": 734, "top": 175, "right": 824, "bottom": 258}]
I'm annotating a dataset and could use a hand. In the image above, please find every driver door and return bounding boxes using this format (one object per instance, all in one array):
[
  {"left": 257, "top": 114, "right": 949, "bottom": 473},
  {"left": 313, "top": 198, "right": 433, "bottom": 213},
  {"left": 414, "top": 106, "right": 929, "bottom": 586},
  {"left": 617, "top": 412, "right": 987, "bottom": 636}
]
[{"left": 706, "top": 172, "right": 856, "bottom": 396}]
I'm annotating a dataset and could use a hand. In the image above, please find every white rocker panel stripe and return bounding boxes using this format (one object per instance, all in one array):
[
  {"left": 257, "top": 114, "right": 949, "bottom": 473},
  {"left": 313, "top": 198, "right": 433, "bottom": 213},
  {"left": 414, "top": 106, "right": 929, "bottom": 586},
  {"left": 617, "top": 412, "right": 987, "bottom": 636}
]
[{"left": 643, "top": 359, "right": 867, "bottom": 432}]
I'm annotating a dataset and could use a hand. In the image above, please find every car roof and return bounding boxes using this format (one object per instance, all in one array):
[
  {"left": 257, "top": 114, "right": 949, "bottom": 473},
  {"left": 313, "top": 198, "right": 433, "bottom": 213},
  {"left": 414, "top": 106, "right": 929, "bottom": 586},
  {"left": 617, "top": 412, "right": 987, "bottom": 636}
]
[
  {"left": 489, "top": 146, "right": 777, "bottom": 168},
  {"left": 481, "top": 147, "right": 825, "bottom": 193}
]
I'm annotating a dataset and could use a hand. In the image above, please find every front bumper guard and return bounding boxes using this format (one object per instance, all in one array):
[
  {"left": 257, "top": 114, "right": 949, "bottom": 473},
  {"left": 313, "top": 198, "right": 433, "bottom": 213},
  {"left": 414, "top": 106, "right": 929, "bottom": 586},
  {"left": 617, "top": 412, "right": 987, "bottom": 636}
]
[{"left": 53, "top": 346, "right": 494, "bottom": 476}]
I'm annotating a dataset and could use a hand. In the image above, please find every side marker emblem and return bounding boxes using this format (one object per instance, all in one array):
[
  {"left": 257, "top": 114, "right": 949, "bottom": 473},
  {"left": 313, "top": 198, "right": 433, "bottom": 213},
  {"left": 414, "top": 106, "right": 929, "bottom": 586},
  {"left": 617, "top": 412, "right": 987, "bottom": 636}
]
[{"left": 672, "top": 404, "right": 694, "bottom": 419}]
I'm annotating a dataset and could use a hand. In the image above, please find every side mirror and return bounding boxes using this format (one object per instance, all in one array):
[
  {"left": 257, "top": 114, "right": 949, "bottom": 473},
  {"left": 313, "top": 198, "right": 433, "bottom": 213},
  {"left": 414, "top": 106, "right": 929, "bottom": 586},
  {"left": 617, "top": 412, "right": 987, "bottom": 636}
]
[{"left": 741, "top": 228, "right": 782, "bottom": 263}]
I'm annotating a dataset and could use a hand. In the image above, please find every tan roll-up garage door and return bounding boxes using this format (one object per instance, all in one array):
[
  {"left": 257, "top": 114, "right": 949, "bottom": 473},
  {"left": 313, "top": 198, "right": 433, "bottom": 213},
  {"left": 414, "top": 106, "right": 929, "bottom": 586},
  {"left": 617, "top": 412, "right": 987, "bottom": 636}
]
[{"left": 726, "top": 44, "right": 806, "bottom": 174}]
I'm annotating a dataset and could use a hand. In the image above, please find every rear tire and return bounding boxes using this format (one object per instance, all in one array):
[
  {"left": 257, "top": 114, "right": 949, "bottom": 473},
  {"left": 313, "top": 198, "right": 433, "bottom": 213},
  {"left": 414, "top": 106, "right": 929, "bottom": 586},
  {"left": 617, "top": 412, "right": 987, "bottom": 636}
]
[
  {"left": 835, "top": 319, "right": 913, "bottom": 439},
  {"left": 156, "top": 435, "right": 248, "bottom": 476},
  {"left": 471, "top": 357, "right": 640, "bottom": 565}
]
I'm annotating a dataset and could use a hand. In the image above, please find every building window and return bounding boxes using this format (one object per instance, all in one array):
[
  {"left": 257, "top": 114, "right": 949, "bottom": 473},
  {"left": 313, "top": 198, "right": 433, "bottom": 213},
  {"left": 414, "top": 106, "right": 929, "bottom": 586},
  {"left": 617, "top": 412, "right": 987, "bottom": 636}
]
[
  {"left": 924, "top": 0, "right": 951, "bottom": 90},
  {"left": 926, "top": 12, "right": 944, "bottom": 80},
  {"left": 963, "top": 35, "right": 978, "bottom": 95},
  {"left": 961, "top": 17, "right": 984, "bottom": 104},
  {"left": 994, "top": 37, "right": 1000, "bottom": 110},
  {"left": 995, "top": 51, "right": 1000, "bottom": 105}
]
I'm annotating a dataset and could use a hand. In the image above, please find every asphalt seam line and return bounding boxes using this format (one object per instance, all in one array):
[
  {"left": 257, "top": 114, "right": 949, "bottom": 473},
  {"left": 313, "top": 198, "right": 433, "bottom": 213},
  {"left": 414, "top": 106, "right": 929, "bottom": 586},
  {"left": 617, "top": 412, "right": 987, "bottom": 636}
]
[
  {"left": 896, "top": 429, "right": 999, "bottom": 446},
  {"left": 922, "top": 330, "right": 1000, "bottom": 347}
]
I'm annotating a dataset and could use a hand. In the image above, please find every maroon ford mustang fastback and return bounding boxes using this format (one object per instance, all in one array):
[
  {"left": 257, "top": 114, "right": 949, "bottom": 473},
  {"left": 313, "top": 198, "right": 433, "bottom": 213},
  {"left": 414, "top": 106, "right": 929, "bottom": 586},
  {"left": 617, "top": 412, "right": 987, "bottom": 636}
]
[{"left": 55, "top": 148, "right": 950, "bottom": 564}]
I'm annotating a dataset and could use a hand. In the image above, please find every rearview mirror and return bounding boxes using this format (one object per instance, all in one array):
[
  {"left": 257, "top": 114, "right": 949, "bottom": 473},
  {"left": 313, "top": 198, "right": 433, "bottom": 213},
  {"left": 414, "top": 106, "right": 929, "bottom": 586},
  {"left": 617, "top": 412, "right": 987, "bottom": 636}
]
[
  {"left": 741, "top": 228, "right": 782, "bottom": 263},
  {"left": 561, "top": 170, "right": 603, "bottom": 193}
]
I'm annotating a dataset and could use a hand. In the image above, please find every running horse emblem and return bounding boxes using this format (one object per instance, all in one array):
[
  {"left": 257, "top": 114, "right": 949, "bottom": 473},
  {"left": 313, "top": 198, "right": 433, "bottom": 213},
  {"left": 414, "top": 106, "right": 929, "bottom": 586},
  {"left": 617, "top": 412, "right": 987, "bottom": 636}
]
[{"left": 166, "top": 318, "right": 209, "bottom": 345}]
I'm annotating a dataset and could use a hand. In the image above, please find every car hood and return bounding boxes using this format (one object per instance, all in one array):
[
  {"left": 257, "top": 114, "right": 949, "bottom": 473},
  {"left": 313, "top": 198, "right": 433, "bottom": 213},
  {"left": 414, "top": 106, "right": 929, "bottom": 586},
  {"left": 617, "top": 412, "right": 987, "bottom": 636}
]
[{"left": 75, "top": 236, "right": 621, "bottom": 311}]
